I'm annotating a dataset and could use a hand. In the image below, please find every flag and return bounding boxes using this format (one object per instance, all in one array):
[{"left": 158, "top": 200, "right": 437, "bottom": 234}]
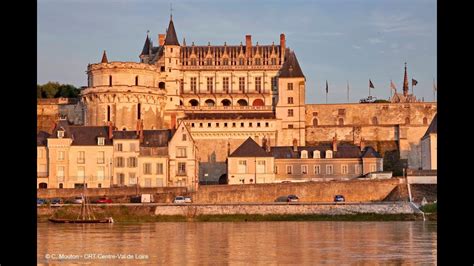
[
  {"left": 326, "top": 80, "right": 328, "bottom": 93},
  {"left": 390, "top": 80, "right": 397, "bottom": 91},
  {"left": 369, "top": 79, "right": 374, "bottom": 88},
  {"left": 433, "top": 79, "right": 437, "bottom": 91},
  {"left": 412, "top": 79, "right": 418, "bottom": 86}
]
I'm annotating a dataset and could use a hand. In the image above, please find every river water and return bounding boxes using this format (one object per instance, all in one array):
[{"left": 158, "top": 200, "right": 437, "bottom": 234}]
[{"left": 38, "top": 221, "right": 437, "bottom": 264}]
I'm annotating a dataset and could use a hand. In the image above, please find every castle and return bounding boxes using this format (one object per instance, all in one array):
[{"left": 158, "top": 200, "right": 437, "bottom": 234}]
[{"left": 38, "top": 16, "right": 436, "bottom": 185}]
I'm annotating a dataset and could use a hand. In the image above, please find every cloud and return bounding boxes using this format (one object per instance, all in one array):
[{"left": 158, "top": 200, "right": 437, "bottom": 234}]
[
  {"left": 352, "top": 45, "right": 362, "bottom": 49},
  {"left": 368, "top": 37, "right": 383, "bottom": 44},
  {"left": 370, "top": 10, "right": 430, "bottom": 36}
]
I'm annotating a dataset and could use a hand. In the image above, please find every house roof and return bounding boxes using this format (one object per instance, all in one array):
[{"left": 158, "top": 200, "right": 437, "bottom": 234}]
[
  {"left": 37, "top": 131, "right": 50, "bottom": 146},
  {"left": 184, "top": 112, "right": 275, "bottom": 120},
  {"left": 164, "top": 18, "right": 180, "bottom": 45},
  {"left": 50, "top": 124, "right": 113, "bottom": 146},
  {"left": 270, "top": 142, "right": 365, "bottom": 159},
  {"left": 422, "top": 113, "right": 437, "bottom": 139},
  {"left": 141, "top": 130, "right": 173, "bottom": 147},
  {"left": 360, "top": 146, "right": 381, "bottom": 158},
  {"left": 112, "top": 131, "right": 139, "bottom": 140},
  {"left": 140, "top": 35, "right": 151, "bottom": 56},
  {"left": 229, "top": 137, "right": 271, "bottom": 157},
  {"left": 278, "top": 49, "right": 305, "bottom": 78}
]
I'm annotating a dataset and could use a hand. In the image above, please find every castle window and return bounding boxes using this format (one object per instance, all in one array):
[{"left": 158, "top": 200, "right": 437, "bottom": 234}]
[
  {"left": 288, "top": 109, "right": 294, "bottom": 117},
  {"left": 341, "top": 165, "right": 348, "bottom": 174},
  {"left": 288, "top": 97, "right": 293, "bottom": 104},
  {"left": 313, "top": 112, "right": 318, "bottom": 116},
  {"left": 171, "top": 48, "right": 173, "bottom": 53},
  {"left": 249, "top": 123, "right": 253, "bottom": 127},
  {"left": 190, "top": 77, "right": 197, "bottom": 92},
  {"left": 223, "top": 58, "right": 229, "bottom": 65},
  {"left": 286, "top": 165, "right": 293, "bottom": 175},
  {"left": 206, "top": 58, "right": 212, "bottom": 65},
  {"left": 237, "top": 99, "right": 248, "bottom": 106},
  {"left": 137, "top": 103, "right": 141, "bottom": 120},
  {"left": 287, "top": 83, "right": 293, "bottom": 90},
  {"left": 159, "top": 82, "right": 165, "bottom": 89},
  {"left": 180, "top": 79, "right": 184, "bottom": 93},
  {"left": 255, "top": 58, "right": 261, "bottom": 65},
  {"left": 271, "top": 58, "right": 277, "bottom": 65},
  {"left": 191, "top": 58, "right": 197, "bottom": 66},
  {"left": 191, "top": 123, "right": 195, "bottom": 128},
  {"left": 232, "top": 122, "right": 236, "bottom": 127},
  {"left": 313, "top": 118, "right": 318, "bottom": 127},
  {"left": 240, "top": 122, "right": 244, "bottom": 127},
  {"left": 239, "top": 77, "right": 245, "bottom": 91},
  {"left": 314, "top": 165, "right": 321, "bottom": 174},
  {"left": 59, "top": 183, "right": 63, "bottom": 189},
  {"left": 326, "top": 165, "right": 333, "bottom": 175},
  {"left": 224, "top": 123, "right": 228, "bottom": 127},
  {"left": 372, "top": 117, "right": 378, "bottom": 125},
  {"left": 301, "top": 150, "right": 308, "bottom": 159},
  {"left": 223, "top": 77, "right": 230, "bottom": 93},
  {"left": 271, "top": 77, "right": 277, "bottom": 90},
  {"left": 169, "top": 58, "right": 171, "bottom": 63},
  {"left": 216, "top": 123, "right": 220, "bottom": 127},
  {"left": 189, "top": 99, "right": 199, "bottom": 106},
  {"left": 326, "top": 150, "right": 333, "bottom": 159},
  {"left": 338, "top": 118, "right": 344, "bottom": 126},
  {"left": 205, "top": 99, "right": 215, "bottom": 107},
  {"left": 208, "top": 123, "right": 211, "bottom": 128},
  {"left": 182, "top": 134, "right": 187, "bottom": 141},
  {"left": 135, "top": 76, "right": 138, "bottom": 86},
  {"left": 265, "top": 122, "right": 269, "bottom": 127},
  {"left": 207, "top": 77, "right": 213, "bottom": 92},
  {"left": 288, "top": 124, "right": 294, "bottom": 129},
  {"left": 239, "top": 58, "right": 244, "bottom": 65},
  {"left": 257, "top": 122, "right": 261, "bottom": 127},
  {"left": 109, "top": 75, "right": 112, "bottom": 87},
  {"left": 199, "top": 123, "right": 203, "bottom": 128},
  {"left": 423, "top": 117, "right": 428, "bottom": 125},
  {"left": 313, "top": 150, "right": 320, "bottom": 158},
  {"left": 107, "top": 106, "right": 111, "bottom": 122},
  {"left": 160, "top": 66, "right": 165, "bottom": 72},
  {"left": 255, "top": 77, "right": 262, "bottom": 92},
  {"left": 221, "top": 99, "right": 231, "bottom": 106}
]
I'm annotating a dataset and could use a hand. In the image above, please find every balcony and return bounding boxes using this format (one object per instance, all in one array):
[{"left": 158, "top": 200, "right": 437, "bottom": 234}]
[{"left": 178, "top": 105, "right": 273, "bottom": 111}]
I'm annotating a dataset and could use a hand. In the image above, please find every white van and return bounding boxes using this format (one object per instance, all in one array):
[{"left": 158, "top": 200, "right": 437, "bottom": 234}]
[{"left": 141, "top": 194, "right": 154, "bottom": 203}]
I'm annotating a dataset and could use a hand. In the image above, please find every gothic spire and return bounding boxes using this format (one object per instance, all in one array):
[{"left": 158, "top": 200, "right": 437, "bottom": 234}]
[
  {"left": 164, "top": 16, "right": 180, "bottom": 45},
  {"left": 403, "top": 62, "right": 409, "bottom": 96},
  {"left": 101, "top": 50, "right": 108, "bottom": 63},
  {"left": 140, "top": 32, "right": 151, "bottom": 56}
]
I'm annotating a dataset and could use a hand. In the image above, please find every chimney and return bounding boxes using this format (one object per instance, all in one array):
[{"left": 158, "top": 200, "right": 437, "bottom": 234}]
[
  {"left": 159, "top": 34, "right": 165, "bottom": 46},
  {"left": 293, "top": 139, "right": 298, "bottom": 152},
  {"left": 332, "top": 134, "right": 338, "bottom": 152},
  {"left": 139, "top": 120, "right": 144, "bottom": 143},
  {"left": 280, "top": 33, "right": 286, "bottom": 62},
  {"left": 360, "top": 137, "right": 365, "bottom": 151},
  {"left": 108, "top": 121, "right": 114, "bottom": 140},
  {"left": 245, "top": 35, "right": 252, "bottom": 57},
  {"left": 262, "top": 137, "right": 267, "bottom": 150}
]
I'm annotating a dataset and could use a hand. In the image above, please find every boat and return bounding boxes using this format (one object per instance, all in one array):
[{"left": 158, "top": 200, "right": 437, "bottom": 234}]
[{"left": 48, "top": 179, "right": 114, "bottom": 224}]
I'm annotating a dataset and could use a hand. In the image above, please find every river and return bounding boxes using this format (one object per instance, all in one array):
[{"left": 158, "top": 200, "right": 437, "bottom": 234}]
[{"left": 38, "top": 221, "right": 437, "bottom": 264}]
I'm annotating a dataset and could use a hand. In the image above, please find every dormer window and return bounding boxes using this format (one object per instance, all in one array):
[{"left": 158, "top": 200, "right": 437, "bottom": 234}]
[
  {"left": 313, "top": 150, "right": 321, "bottom": 159},
  {"left": 326, "top": 150, "right": 333, "bottom": 159},
  {"left": 97, "top": 137, "right": 105, "bottom": 146},
  {"left": 57, "top": 130, "right": 64, "bottom": 139},
  {"left": 301, "top": 150, "right": 308, "bottom": 159}
]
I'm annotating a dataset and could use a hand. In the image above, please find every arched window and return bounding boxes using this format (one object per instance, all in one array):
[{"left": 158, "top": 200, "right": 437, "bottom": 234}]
[
  {"left": 223, "top": 58, "right": 229, "bottom": 66},
  {"left": 59, "top": 183, "right": 63, "bottom": 189},
  {"left": 313, "top": 118, "right": 318, "bottom": 127},
  {"left": 109, "top": 75, "right": 112, "bottom": 87},
  {"left": 423, "top": 117, "right": 428, "bottom": 125},
  {"left": 301, "top": 150, "right": 308, "bottom": 159},
  {"left": 159, "top": 82, "right": 165, "bottom": 89},
  {"left": 39, "top": 183, "right": 47, "bottom": 189},
  {"left": 372, "top": 117, "right": 378, "bottom": 125},
  {"left": 191, "top": 58, "right": 197, "bottom": 66},
  {"left": 313, "top": 150, "right": 321, "bottom": 158},
  {"left": 179, "top": 100, "right": 183, "bottom": 106},
  {"left": 237, "top": 99, "right": 248, "bottom": 106},
  {"left": 189, "top": 99, "right": 199, "bottom": 106},
  {"left": 338, "top": 118, "right": 344, "bottom": 126},
  {"left": 137, "top": 103, "right": 141, "bottom": 120},
  {"left": 204, "top": 99, "right": 215, "bottom": 107},
  {"left": 122, "top": 127, "right": 127, "bottom": 131},
  {"left": 405, "top": 117, "right": 410, "bottom": 125},
  {"left": 326, "top": 150, "right": 333, "bottom": 159},
  {"left": 206, "top": 58, "right": 212, "bottom": 65},
  {"left": 221, "top": 99, "right": 231, "bottom": 106},
  {"left": 239, "top": 58, "right": 245, "bottom": 65},
  {"left": 135, "top": 76, "right": 138, "bottom": 86}
]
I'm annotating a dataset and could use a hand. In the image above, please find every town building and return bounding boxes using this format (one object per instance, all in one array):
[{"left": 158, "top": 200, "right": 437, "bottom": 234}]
[{"left": 421, "top": 114, "right": 437, "bottom": 170}]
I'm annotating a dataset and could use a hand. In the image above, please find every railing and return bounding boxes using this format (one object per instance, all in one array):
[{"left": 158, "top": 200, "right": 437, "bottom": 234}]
[{"left": 178, "top": 105, "right": 273, "bottom": 111}]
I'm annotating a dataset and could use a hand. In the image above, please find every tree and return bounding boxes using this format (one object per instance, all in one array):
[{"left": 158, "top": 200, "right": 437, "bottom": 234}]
[
  {"left": 373, "top": 99, "right": 390, "bottom": 103},
  {"left": 37, "top": 82, "right": 80, "bottom": 98}
]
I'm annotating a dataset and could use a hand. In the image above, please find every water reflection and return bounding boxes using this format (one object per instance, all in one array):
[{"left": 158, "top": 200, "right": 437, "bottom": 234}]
[{"left": 38, "top": 221, "right": 437, "bottom": 264}]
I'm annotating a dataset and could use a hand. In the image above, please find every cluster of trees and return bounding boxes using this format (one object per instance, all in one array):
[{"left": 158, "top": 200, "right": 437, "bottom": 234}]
[{"left": 37, "top": 82, "right": 81, "bottom": 98}]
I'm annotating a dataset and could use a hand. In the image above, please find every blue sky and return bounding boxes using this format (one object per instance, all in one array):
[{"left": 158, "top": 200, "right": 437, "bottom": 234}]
[{"left": 38, "top": 0, "right": 436, "bottom": 104}]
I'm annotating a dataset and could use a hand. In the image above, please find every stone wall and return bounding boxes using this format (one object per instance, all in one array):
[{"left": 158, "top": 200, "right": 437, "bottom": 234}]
[
  {"left": 191, "top": 179, "right": 401, "bottom": 203},
  {"left": 154, "top": 202, "right": 415, "bottom": 216},
  {"left": 37, "top": 186, "right": 187, "bottom": 199}
]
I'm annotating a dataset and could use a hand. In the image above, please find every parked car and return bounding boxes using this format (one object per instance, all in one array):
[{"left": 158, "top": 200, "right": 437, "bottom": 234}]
[
  {"left": 50, "top": 198, "right": 63, "bottom": 206},
  {"left": 73, "top": 196, "right": 84, "bottom": 204},
  {"left": 37, "top": 198, "right": 48, "bottom": 205},
  {"left": 130, "top": 194, "right": 155, "bottom": 203},
  {"left": 184, "top": 197, "right": 192, "bottom": 203},
  {"left": 173, "top": 196, "right": 186, "bottom": 204},
  {"left": 275, "top": 195, "right": 299, "bottom": 202},
  {"left": 287, "top": 195, "right": 299, "bottom": 202},
  {"left": 94, "top": 197, "right": 113, "bottom": 204},
  {"left": 334, "top": 195, "right": 345, "bottom": 202}
]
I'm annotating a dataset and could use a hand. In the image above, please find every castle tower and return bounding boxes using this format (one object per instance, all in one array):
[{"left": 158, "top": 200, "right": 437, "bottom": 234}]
[
  {"left": 163, "top": 15, "right": 182, "bottom": 128},
  {"left": 275, "top": 49, "right": 306, "bottom": 146},
  {"left": 139, "top": 32, "right": 151, "bottom": 63}
]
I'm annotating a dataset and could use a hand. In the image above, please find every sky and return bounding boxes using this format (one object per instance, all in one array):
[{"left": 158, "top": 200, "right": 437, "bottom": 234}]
[{"left": 38, "top": 0, "right": 436, "bottom": 104}]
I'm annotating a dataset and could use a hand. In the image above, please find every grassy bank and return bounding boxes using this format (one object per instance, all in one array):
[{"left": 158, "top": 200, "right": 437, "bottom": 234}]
[
  {"left": 38, "top": 205, "right": 435, "bottom": 222},
  {"left": 420, "top": 203, "right": 437, "bottom": 213}
]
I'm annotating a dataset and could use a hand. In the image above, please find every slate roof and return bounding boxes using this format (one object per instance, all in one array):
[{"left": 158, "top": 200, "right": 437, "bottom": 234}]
[
  {"left": 112, "top": 131, "right": 139, "bottom": 140},
  {"left": 360, "top": 146, "right": 381, "bottom": 158},
  {"left": 270, "top": 142, "right": 365, "bottom": 159},
  {"left": 50, "top": 123, "right": 113, "bottom": 146},
  {"left": 278, "top": 49, "right": 305, "bottom": 78},
  {"left": 228, "top": 137, "right": 271, "bottom": 157},
  {"left": 37, "top": 131, "right": 50, "bottom": 146},
  {"left": 101, "top": 50, "right": 108, "bottom": 63},
  {"left": 141, "top": 35, "right": 151, "bottom": 56},
  {"left": 164, "top": 18, "right": 180, "bottom": 45},
  {"left": 184, "top": 112, "right": 275, "bottom": 120},
  {"left": 422, "top": 114, "right": 437, "bottom": 139},
  {"left": 141, "top": 130, "right": 173, "bottom": 147}
]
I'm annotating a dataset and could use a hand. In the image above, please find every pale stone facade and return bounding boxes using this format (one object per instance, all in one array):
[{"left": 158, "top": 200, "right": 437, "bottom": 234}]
[
  {"left": 421, "top": 114, "right": 437, "bottom": 170},
  {"left": 227, "top": 156, "right": 275, "bottom": 185}
]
